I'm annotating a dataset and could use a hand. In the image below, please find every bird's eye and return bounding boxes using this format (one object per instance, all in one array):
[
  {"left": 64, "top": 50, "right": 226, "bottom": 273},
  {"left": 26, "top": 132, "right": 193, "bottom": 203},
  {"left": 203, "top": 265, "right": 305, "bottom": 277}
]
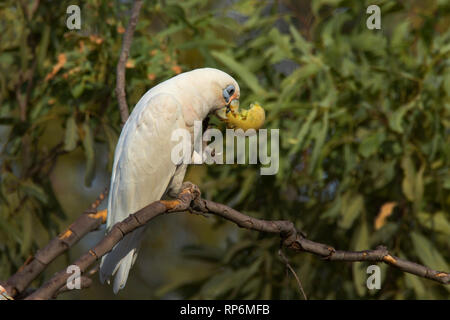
[{"left": 223, "top": 85, "right": 236, "bottom": 103}]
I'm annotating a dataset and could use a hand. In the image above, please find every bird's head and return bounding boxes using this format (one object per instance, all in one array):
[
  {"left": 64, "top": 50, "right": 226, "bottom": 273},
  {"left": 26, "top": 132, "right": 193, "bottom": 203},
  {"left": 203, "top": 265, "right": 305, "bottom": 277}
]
[
  {"left": 203, "top": 69, "right": 264, "bottom": 131},
  {"left": 175, "top": 68, "right": 240, "bottom": 124},
  {"left": 220, "top": 82, "right": 240, "bottom": 113},
  {"left": 211, "top": 72, "right": 241, "bottom": 122},
  {"left": 173, "top": 68, "right": 264, "bottom": 131}
]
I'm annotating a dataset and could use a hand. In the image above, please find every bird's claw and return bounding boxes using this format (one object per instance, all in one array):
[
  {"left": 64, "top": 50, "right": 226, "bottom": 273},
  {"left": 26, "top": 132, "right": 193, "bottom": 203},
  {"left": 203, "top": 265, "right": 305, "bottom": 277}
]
[{"left": 179, "top": 181, "right": 201, "bottom": 201}]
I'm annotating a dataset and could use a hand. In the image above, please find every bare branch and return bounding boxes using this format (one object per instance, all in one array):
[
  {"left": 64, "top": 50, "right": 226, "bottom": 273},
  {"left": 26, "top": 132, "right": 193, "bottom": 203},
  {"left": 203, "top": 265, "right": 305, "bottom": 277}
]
[
  {"left": 278, "top": 249, "right": 307, "bottom": 300},
  {"left": 115, "top": 0, "right": 143, "bottom": 125},
  {"left": 25, "top": 184, "right": 199, "bottom": 300},
  {"left": 54, "top": 264, "right": 100, "bottom": 298},
  {"left": 22, "top": 184, "right": 448, "bottom": 300},
  {"left": 2, "top": 189, "right": 108, "bottom": 298},
  {"left": 193, "top": 197, "right": 450, "bottom": 285}
]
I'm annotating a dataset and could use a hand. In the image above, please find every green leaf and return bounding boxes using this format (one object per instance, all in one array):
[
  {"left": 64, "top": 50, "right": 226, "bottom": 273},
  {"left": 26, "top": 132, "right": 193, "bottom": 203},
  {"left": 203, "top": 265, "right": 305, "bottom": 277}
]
[
  {"left": 351, "top": 217, "right": 369, "bottom": 297},
  {"left": 289, "top": 108, "right": 318, "bottom": 156},
  {"left": 289, "top": 25, "right": 312, "bottom": 55},
  {"left": 71, "top": 82, "right": 85, "bottom": 98},
  {"left": 182, "top": 245, "right": 222, "bottom": 263},
  {"left": 358, "top": 130, "right": 386, "bottom": 158},
  {"left": 411, "top": 232, "right": 449, "bottom": 272},
  {"left": 391, "top": 22, "right": 410, "bottom": 49},
  {"left": 211, "top": 51, "right": 265, "bottom": 96},
  {"left": 64, "top": 116, "right": 79, "bottom": 152},
  {"left": 401, "top": 156, "right": 416, "bottom": 201},
  {"left": 21, "top": 208, "right": 33, "bottom": 256},
  {"left": 398, "top": 251, "right": 428, "bottom": 299},
  {"left": 36, "top": 25, "right": 50, "bottom": 73},
  {"left": 339, "top": 192, "right": 364, "bottom": 229},
  {"left": 266, "top": 28, "right": 293, "bottom": 63},
  {"left": 308, "top": 110, "right": 328, "bottom": 174},
  {"left": 82, "top": 121, "right": 96, "bottom": 187},
  {"left": 351, "top": 32, "right": 387, "bottom": 56},
  {"left": 321, "top": 196, "right": 341, "bottom": 219},
  {"left": 199, "top": 258, "right": 262, "bottom": 299},
  {"left": 312, "top": 0, "right": 343, "bottom": 15},
  {"left": 0, "top": 205, "right": 22, "bottom": 244},
  {"left": 279, "top": 64, "right": 321, "bottom": 103},
  {"left": 164, "top": 4, "right": 195, "bottom": 30},
  {"left": 417, "top": 212, "right": 450, "bottom": 236},
  {"left": 19, "top": 29, "right": 29, "bottom": 70},
  {"left": 227, "top": 170, "right": 256, "bottom": 207},
  {"left": 155, "top": 268, "right": 215, "bottom": 298},
  {"left": 20, "top": 180, "right": 48, "bottom": 204},
  {"left": 388, "top": 99, "right": 417, "bottom": 133},
  {"left": 223, "top": 240, "right": 255, "bottom": 264},
  {"left": 103, "top": 123, "right": 118, "bottom": 171},
  {"left": 404, "top": 270, "right": 426, "bottom": 298},
  {"left": 414, "top": 164, "right": 425, "bottom": 212},
  {"left": 198, "top": 269, "right": 234, "bottom": 299},
  {"left": 401, "top": 156, "right": 424, "bottom": 212}
]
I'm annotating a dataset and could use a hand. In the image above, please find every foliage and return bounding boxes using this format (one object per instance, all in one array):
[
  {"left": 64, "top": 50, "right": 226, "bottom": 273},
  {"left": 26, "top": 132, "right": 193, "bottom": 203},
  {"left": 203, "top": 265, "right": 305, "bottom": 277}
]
[{"left": 0, "top": 0, "right": 449, "bottom": 299}]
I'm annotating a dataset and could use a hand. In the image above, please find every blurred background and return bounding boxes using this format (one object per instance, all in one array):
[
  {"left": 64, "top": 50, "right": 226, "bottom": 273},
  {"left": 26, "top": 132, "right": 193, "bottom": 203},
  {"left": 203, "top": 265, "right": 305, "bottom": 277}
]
[{"left": 0, "top": 0, "right": 449, "bottom": 299}]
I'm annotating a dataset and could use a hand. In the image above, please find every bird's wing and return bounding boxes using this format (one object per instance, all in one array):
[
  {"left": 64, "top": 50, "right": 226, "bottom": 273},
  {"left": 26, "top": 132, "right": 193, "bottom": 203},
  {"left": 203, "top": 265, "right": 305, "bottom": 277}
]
[{"left": 100, "top": 92, "right": 186, "bottom": 293}]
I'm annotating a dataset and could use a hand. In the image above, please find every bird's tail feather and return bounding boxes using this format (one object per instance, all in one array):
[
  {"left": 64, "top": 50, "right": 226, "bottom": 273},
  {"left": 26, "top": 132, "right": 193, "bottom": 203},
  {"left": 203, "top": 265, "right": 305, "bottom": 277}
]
[{"left": 99, "top": 227, "right": 146, "bottom": 293}]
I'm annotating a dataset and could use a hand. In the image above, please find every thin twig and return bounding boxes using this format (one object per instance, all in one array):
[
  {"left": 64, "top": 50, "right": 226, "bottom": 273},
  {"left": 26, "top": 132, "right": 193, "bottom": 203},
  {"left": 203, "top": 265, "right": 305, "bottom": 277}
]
[
  {"left": 2, "top": 189, "right": 108, "bottom": 298},
  {"left": 115, "top": 0, "right": 143, "bottom": 125},
  {"left": 278, "top": 248, "right": 307, "bottom": 300}
]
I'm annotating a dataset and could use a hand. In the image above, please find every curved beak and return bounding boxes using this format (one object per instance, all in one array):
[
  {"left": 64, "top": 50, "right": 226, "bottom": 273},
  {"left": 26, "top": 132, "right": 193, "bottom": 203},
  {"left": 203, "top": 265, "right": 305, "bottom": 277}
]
[
  {"left": 216, "top": 98, "right": 239, "bottom": 121},
  {"left": 226, "top": 91, "right": 239, "bottom": 106},
  {"left": 217, "top": 89, "right": 240, "bottom": 120}
]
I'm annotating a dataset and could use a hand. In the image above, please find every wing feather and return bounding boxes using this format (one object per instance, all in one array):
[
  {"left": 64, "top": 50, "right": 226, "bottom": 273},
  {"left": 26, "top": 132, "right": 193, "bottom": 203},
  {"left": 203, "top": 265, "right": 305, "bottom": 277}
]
[{"left": 100, "top": 93, "right": 186, "bottom": 292}]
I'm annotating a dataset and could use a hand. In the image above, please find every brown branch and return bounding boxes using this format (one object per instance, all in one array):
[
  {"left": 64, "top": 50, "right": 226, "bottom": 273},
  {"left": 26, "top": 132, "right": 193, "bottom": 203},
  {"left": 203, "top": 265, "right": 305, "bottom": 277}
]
[
  {"left": 16, "top": 82, "right": 27, "bottom": 122},
  {"left": 278, "top": 249, "right": 307, "bottom": 300},
  {"left": 2, "top": 189, "right": 108, "bottom": 298},
  {"left": 54, "top": 264, "right": 99, "bottom": 298},
  {"left": 25, "top": 185, "right": 199, "bottom": 300},
  {"left": 193, "top": 198, "right": 450, "bottom": 285},
  {"left": 115, "top": 0, "right": 143, "bottom": 125},
  {"left": 22, "top": 184, "right": 449, "bottom": 300},
  {"left": 18, "top": 0, "right": 40, "bottom": 21}
]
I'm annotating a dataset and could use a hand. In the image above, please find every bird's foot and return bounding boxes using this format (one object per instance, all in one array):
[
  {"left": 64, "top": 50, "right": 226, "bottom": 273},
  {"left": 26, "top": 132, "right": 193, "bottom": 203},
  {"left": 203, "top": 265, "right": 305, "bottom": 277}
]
[
  {"left": 179, "top": 181, "right": 201, "bottom": 198},
  {"left": 161, "top": 182, "right": 200, "bottom": 212}
]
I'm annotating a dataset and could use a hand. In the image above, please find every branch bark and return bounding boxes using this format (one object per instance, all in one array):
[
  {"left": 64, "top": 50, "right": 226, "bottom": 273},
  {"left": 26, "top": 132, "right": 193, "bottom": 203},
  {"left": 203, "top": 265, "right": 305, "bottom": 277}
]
[
  {"left": 1, "top": 189, "right": 108, "bottom": 298},
  {"left": 21, "top": 184, "right": 449, "bottom": 300},
  {"left": 192, "top": 197, "right": 450, "bottom": 285},
  {"left": 115, "top": 0, "right": 143, "bottom": 125}
]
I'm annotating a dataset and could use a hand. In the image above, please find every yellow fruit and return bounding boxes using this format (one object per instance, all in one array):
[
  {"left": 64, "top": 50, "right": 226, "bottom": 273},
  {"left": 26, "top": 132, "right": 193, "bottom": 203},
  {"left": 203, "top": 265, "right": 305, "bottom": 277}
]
[{"left": 226, "top": 102, "right": 265, "bottom": 131}]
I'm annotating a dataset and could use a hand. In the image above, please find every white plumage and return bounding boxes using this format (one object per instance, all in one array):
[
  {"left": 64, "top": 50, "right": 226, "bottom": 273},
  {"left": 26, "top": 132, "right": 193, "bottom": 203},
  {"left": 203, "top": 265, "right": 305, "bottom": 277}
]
[{"left": 100, "top": 68, "right": 240, "bottom": 293}]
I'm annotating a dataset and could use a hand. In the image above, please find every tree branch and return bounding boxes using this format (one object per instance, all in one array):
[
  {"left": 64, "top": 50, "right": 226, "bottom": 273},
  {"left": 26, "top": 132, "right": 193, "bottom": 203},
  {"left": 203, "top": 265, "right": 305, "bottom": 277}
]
[
  {"left": 21, "top": 184, "right": 448, "bottom": 300},
  {"left": 278, "top": 248, "right": 307, "bottom": 300},
  {"left": 1, "top": 189, "right": 108, "bottom": 298},
  {"left": 54, "top": 264, "right": 99, "bottom": 298},
  {"left": 192, "top": 197, "right": 450, "bottom": 285},
  {"left": 115, "top": 0, "right": 143, "bottom": 125}
]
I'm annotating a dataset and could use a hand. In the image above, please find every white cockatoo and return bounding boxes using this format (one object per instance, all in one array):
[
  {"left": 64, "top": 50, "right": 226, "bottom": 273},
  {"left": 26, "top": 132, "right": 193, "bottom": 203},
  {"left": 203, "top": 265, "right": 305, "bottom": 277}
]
[{"left": 100, "top": 68, "right": 240, "bottom": 293}]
